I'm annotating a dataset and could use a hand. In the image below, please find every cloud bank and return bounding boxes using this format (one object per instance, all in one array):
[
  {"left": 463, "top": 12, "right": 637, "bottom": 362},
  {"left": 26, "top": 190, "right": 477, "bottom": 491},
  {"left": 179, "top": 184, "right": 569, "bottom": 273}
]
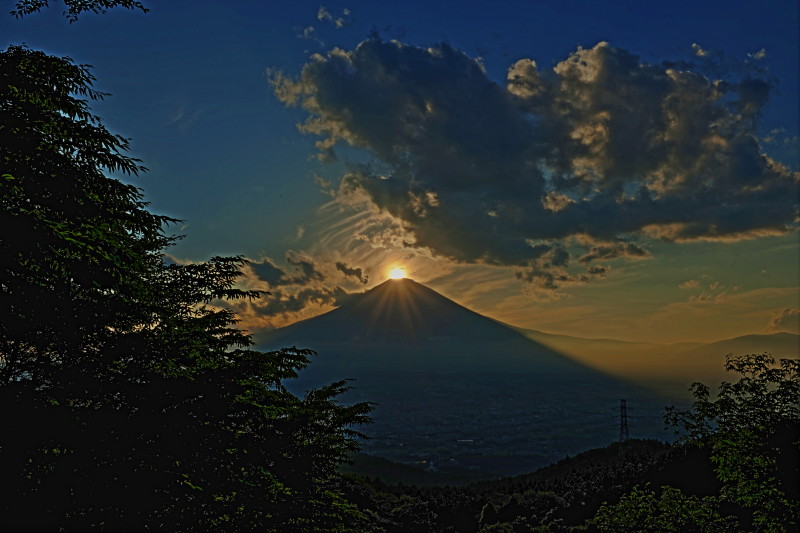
[
  {"left": 219, "top": 252, "right": 376, "bottom": 330},
  {"left": 273, "top": 39, "right": 798, "bottom": 293}
]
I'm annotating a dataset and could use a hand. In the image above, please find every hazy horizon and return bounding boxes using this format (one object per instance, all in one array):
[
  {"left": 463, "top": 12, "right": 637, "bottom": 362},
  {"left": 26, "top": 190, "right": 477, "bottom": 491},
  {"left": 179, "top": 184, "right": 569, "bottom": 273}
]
[{"left": 265, "top": 276, "right": 800, "bottom": 346}]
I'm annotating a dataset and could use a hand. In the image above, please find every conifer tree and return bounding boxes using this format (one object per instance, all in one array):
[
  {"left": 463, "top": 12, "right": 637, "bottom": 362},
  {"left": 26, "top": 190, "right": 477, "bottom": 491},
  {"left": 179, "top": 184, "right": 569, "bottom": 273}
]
[{"left": 0, "top": 45, "right": 371, "bottom": 532}]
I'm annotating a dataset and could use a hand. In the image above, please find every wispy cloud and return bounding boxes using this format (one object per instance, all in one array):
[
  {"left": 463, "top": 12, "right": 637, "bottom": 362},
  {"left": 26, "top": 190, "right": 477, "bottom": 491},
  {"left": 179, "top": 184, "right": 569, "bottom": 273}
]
[
  {"left": 630, "top": 287, "right": 798, "bottom": 342},
  {"left": 766, "top": 307, "right": 799, "bottom": 333},
  {"left": 164, "top": 102, "right": 202, "bottom": 134},
  {"left": 335, "top": 261, "right": 369, "bottom": 284},
  {"left": 296, "top": 25, "right": 324, "bottom": 46}
]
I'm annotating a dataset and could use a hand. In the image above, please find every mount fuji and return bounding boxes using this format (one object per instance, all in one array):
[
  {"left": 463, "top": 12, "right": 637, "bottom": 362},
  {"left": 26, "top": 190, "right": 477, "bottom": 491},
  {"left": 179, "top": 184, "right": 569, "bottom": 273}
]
[{"left": 257, "top": 278, "right": 671, "bottom": 476}]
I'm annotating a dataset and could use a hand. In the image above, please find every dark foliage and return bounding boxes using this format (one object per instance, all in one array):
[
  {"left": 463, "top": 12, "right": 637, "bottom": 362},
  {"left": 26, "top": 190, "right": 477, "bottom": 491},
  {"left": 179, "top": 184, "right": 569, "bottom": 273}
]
[
  {"left": 0, "top": 45, "right": 371, "bottom": 531},
  {"left": 10, "top": 0, "right": 148, "bottom": 22},
  {"left": 340, "top": 439, "right": 677, "bottom": 532},
  {"left": 592, "top": 353, "right": 799, "bottom": 532}
]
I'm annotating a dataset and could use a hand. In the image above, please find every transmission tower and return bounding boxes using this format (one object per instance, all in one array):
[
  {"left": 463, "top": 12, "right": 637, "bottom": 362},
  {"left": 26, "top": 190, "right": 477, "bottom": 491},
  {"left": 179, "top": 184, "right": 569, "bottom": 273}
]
[{"left": 618, "top": 399, "right": 629, "bottom": 441}]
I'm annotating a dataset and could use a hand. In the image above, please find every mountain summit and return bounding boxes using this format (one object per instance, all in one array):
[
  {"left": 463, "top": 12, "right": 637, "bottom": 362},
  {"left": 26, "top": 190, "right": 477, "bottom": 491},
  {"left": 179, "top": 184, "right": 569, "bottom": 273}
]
[
  {"left": 258, "top": 279, "right": 669, "bottom": 476},
  {"left": 329, "top": 277, "right": 502, "bottom": 341},
  {"left": 267, "top": 277, "right": 516, "bottom": 341},
  {"left": 258, "top": 277, "right": 580, "bottom": 373}
]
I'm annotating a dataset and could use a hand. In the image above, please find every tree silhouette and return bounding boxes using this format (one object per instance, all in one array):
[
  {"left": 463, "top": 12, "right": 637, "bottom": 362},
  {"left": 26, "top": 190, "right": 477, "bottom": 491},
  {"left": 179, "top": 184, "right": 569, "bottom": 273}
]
[
  {"left": 10, "top": 0, "right": 148, "bottom": 21},
  {"left": 0, "top": 45, "right": 371, "bottom": 532},
  {"left": 665, "top": 353, "right": 799, "bottom": 531},
  {"left": 593, "top": 353, "right": 799, "bottom": 532}
]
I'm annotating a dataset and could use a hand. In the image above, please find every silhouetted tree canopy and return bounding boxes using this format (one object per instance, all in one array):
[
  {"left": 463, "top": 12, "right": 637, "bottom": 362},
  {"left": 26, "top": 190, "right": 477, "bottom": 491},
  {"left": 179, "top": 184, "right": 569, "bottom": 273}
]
[
  {"left": 593, "top": 353, "right": 799, "bottom": 532},
  {"left": 664, "top": 353, "right": 799, "bottom": 531},
  {"left": 10, "top": 0, "right": 147, "bottom": 21},
  {"left": 0, "top": 45, "right": 371, "bottom": 532}
]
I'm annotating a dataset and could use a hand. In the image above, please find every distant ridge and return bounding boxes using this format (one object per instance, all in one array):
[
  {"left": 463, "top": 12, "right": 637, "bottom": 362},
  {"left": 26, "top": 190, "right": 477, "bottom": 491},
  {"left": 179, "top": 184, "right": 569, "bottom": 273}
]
[
  {"left": 514, "top": 326, "right": 799, "bottom": 396},
  {"left": 675, "top": 332, "right": 798, "bottom": 359},
  {"left": 258, "top": 278, "right": 671, "bottom": 476}
]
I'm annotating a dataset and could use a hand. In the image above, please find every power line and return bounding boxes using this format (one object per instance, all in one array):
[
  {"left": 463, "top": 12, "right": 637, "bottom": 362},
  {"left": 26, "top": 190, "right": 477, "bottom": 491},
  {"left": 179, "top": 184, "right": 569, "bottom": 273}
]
[{"left": 618, "top": 399, "right": 630, "bottom": 442}]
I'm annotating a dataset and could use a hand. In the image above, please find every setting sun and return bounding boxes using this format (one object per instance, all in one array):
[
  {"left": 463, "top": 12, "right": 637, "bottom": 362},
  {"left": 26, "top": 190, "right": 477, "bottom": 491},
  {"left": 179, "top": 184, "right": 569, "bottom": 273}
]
[{"left": 388, "top": 267, "right": 407, "bottom": 279}]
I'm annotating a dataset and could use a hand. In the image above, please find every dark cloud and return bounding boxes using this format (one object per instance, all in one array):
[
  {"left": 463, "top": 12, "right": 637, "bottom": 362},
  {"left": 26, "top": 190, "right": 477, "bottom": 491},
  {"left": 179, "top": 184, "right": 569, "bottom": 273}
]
[
  {"left": 250, "top": 251, "right": 325, "bottom": 287},
  {"left": 514, "top": 245, "right": 601, "bottom": 293},
  {"left": 587, "top": 265, "right": 610, "bottom": 276},
  {"left": 253, "top": 286, "right": 350, "bottom": 317},
  {"left": 285, "top": 251, "right": 325, "bottom": 283},
  {"left": 273, "top": 39, "right": 798, "bottom": 290},
  {"left": 250, "top": 257, "right": 287, "bottom": 286},
  {"left": 335, "top": 261, "right": 369, "bottom": 284},
  {"left": 578, "top": 242, "right": 651, "bottom": 264}
]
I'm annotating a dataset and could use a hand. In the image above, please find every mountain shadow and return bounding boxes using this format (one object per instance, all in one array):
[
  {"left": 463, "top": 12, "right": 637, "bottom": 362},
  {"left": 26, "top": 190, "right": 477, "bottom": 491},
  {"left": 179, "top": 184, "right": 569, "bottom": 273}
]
[{"left": 258, "top": 279, "right": 674, "bottom": 476}]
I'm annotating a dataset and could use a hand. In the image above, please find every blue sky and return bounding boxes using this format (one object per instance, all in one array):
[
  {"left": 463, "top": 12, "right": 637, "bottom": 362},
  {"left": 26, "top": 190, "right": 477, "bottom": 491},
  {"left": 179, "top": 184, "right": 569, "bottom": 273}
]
[{"left": 3, "top": 0, "right": 798, "bottom": 343}]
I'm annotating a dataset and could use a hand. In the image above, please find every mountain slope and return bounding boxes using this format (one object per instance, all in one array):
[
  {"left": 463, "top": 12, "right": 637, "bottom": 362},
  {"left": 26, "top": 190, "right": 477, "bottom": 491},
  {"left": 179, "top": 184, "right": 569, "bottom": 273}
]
[
  {"left": 273, "top": 277, "right": 511, "bottom": 341},
  {"left": 259, "top": 278, "right": 585, "bottom": 373}
]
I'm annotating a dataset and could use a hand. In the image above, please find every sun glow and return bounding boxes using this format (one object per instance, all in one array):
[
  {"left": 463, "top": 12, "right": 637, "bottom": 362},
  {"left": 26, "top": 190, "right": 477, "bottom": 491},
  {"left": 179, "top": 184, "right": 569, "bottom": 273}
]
[{"left": 388, "top": 267, "right": 407, "bottom": 279}]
